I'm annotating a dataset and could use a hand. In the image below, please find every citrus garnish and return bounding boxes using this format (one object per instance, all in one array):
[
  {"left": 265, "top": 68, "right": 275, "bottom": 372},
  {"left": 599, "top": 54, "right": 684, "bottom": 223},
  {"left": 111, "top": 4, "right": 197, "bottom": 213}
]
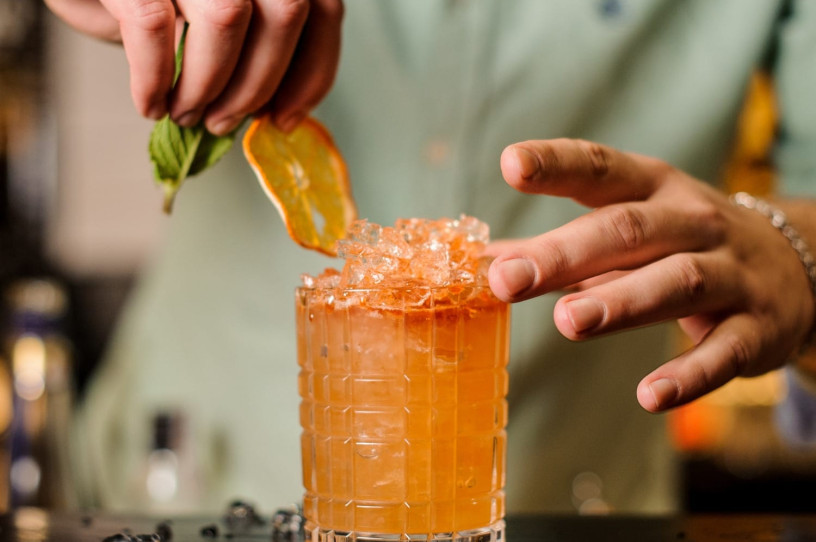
[{"left": 242, "top": 115, "right": 357, "bottom": 256}]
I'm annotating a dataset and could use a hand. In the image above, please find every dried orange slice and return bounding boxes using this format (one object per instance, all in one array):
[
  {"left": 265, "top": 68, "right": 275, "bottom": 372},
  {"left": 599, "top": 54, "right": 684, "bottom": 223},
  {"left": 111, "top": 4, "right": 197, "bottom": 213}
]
[{"left": 242, "top": 115, "right": 357, "bottom": 256}]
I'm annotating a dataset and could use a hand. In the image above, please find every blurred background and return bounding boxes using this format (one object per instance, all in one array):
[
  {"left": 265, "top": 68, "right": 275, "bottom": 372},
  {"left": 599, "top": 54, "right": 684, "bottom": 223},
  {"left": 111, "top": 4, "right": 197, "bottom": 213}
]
[
  {"left": 1, "top": 1, "right": 164, "bottom": 510},
  {"left": 1, "top": 2, "right": 816, "bottom": 515}
]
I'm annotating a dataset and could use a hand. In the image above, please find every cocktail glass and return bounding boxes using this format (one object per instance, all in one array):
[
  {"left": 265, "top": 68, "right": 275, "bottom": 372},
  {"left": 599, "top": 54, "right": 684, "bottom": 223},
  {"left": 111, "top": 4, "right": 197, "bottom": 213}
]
[{"left": 297, "top": 285, "right": 509, "bottom": 542}]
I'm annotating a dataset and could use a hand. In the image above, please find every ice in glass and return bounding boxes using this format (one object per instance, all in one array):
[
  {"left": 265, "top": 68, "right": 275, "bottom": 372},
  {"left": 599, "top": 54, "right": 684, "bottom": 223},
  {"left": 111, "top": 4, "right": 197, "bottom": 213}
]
[{"left": 297, "top": 216, "right": 510, "bottom": 542}]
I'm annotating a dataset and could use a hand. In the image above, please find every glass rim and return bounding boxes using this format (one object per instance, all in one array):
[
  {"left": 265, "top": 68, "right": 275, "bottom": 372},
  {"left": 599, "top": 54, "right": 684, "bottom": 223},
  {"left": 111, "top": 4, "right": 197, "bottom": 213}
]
[{"left": 295, "top": 284, "right": 495, "bottom": 293}]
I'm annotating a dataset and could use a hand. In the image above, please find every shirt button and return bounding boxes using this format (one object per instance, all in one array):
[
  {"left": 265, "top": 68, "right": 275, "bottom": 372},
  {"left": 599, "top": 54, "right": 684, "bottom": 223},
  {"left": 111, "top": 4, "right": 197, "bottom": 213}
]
[{"left": 424, "top": 139, "right": 451, "bottom": 167}]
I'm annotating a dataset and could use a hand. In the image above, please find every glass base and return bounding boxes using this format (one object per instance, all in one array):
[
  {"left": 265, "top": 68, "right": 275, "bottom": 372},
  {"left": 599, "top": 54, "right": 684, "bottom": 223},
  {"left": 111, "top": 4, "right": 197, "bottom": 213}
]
[{"left": 304, "top": 520, "right": 505, "bottom": 542}]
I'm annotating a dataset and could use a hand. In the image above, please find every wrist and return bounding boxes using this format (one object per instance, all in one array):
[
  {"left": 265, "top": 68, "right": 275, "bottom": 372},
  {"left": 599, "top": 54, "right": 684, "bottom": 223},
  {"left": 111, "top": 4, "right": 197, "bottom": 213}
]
[
  {"left": 731, "top": 193, "right": 816, "bottom": 355},
  {"left": 776, "top": 198, "right": 816, "bottom": 357}
]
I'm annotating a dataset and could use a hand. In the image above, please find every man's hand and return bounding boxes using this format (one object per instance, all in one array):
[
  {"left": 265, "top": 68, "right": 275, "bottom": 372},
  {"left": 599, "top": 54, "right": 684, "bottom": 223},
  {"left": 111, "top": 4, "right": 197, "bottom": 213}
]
[
  {"left": 45, "top": 0, "right": 343, "bottom": 135},
  {"left": 487, "top": 138, "right": 816, "bottom": 412}
]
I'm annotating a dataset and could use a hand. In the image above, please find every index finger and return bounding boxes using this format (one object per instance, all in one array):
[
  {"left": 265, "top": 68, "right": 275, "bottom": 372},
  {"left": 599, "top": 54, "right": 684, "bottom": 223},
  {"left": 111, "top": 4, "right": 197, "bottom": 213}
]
[
  {"left": 500, "top": 139, "right": 665, "bottom": 207},
  {"left": 169, "top": 0, "right": 253, "bottom": 127},
  {"left": 101, "top": 0, "right": 177, "bottom": 119},
  {"left": 486, "top": 200, "right": 720, "bottom": 300}
]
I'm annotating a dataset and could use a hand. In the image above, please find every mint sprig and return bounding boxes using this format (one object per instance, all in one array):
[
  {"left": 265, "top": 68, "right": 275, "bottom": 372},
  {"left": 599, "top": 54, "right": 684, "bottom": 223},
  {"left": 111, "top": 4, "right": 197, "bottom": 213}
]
[{"left": 148, "top": 23, "right": 242, "bottom": 213}]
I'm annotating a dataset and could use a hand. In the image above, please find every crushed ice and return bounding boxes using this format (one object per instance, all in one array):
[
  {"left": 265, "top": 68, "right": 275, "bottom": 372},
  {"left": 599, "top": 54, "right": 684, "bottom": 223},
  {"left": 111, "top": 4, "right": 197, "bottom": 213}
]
[{"left": 302, "top": 215, "right": 493, "bottom": 291}]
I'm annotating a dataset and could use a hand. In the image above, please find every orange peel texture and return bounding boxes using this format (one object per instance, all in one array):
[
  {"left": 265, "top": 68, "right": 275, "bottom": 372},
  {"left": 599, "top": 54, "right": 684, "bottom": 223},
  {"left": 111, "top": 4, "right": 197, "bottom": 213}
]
[{"left": 242, "top": 115, "right": 357, "bottom": 256}]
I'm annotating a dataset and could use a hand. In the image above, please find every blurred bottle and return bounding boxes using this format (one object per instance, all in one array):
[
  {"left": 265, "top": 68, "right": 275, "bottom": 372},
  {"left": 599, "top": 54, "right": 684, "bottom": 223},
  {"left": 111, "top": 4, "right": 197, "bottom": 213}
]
[
  {"left": 0, "top": 0, "right": 78, "bottom": 512},
  {"left": 1, "top": 0, "right": 49, "bottom": 285},
  {"left": 137, "top": 410, "right": 203, "bottom": 513},
  {"left": 0, "top": 278, "right": 76, "bottom": 510}
]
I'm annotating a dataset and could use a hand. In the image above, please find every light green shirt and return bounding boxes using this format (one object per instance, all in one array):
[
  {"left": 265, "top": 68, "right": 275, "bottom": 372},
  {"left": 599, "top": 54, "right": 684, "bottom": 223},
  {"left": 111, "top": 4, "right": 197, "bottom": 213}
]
[{"left": 74, "top": 0, "right": 816, "bottom": 514}]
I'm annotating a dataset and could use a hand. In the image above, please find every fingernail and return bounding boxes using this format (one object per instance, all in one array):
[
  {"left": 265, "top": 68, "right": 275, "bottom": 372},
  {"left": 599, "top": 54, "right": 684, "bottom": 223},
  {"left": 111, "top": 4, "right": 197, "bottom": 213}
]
[
  {"left": 175, "top": 110, "right": 202, "bottom": 127},
  {"left": 146, "top": 101, "right": 167, "bottom": 120},
  {"left": 565, "top": 297, "right": 605, "bottom": 333},
  {"left": 276, "top": 111, "right": 306, "bottom": 133},
  {"left": 514, "top": 148, "right": 539, "bottom": 179},
  {"left": 495, "top": 258, "right": 535, "bottom": 297},
  {"left": 208, "top": 115, "right": 242, "bottom": 136},
  {"left": 648, "top": 378, "right": 678, "bottom": 410}
]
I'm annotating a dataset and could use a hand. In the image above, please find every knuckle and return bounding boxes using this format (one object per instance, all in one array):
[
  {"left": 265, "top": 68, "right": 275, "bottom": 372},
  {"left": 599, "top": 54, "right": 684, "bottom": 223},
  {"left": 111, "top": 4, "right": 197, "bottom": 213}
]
[
  {"left": 687, "top": 197, "right": 719, "bottom": 220},
  {"left": 123, "top": 0, "right": 175, "bottom": 32},
  {"left": 200, "top": 0, "right": 252, "bottom": 29},
  {"left": 604, "top": 206, "right": 649, "bottom": 251},
  {"left": 692, "top": 200, "right": 727, "bottom": 243},
  {"left": 649, "top": 158, "right": 675, "bottom": 180},
  {"left": 274, "top": 0, "right": 311, "bottom": 30},
  {"left": 672, "top": 255, "right": 708, "bottom": 302},
  {"left": 531, "top": 143, "right": 560, "bottom": 178},
  {"left": 679, "top": 332, "right": 755, "bottom": 405},
  {"left": 722, "top": 333, "right": 752, "bottom": 377},
  {"left": 533, "top": 238, "right": 570, "bottom": 279},
  {"left": 685, "top": 360, "right": 711, "bottom": 399},
  {"left": 577, "top": 139, "right": 610, "bottom": 178},
  {"left": 683, "top": 195, "right": 728, "bottom": 244}
]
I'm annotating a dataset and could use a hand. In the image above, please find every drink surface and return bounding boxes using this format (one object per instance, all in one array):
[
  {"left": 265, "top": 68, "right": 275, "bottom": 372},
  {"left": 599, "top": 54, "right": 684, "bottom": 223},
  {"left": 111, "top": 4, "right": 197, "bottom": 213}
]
[{"left": 297, "top": 285, "right": 509, "bottom": 535}]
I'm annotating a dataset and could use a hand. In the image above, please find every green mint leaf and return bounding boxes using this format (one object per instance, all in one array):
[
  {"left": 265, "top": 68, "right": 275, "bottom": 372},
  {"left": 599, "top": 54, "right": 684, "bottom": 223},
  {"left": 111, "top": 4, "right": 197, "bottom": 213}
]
[
  {"left": 149, "top": 118, "right": 201, "bottom": 213},
  {"left": 149, "top": 119, "right": 238, "bottom": 213},
  {"left": 147, "top": 22, "right": 242, "bottom": 214},
  {"left": 189, "top": 128, "right": 238, "bottom": 176}
]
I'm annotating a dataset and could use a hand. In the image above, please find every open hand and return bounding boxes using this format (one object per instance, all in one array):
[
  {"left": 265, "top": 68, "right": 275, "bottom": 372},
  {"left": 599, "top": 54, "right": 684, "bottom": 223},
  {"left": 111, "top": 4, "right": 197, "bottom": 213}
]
[
  {"left": 45, "top": 0, "right": 343, "bottom": 135},
  {"left": 487, "top": 139, "right": 815, "bottom": 412}
]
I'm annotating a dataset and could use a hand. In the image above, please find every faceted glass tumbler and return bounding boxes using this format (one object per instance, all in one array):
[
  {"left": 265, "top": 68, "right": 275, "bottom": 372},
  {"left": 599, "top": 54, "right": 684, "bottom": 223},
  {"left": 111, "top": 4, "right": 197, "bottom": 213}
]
[{"left": 296, "top": 286, "right": 510, "bottom": 542}]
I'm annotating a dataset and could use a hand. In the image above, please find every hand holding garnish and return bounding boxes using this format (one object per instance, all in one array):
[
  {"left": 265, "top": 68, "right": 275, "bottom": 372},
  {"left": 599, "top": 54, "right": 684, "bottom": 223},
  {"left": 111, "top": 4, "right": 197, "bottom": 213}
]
[{"left": 147, "top": 25, "right": 356, "bottom": 254}]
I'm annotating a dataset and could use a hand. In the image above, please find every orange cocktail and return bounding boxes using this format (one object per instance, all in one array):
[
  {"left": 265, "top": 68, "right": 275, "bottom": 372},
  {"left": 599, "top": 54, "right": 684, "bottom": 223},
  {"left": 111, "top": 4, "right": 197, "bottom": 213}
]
[{"left": 297, "top": 217, "right": 510, "bottom": 542}]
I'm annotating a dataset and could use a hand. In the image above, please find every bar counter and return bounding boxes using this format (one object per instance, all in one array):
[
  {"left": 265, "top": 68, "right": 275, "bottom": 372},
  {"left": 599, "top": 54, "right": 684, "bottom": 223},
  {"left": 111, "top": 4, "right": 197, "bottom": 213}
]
[{"left": 3, "top": 510, "right": 816, "bottom": 542}]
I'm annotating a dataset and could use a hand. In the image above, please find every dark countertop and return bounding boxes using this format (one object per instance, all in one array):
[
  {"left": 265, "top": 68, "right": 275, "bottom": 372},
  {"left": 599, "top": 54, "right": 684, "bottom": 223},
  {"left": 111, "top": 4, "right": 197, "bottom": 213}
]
[{"left": 4, "top": 510, "right": 816, "bottom": 541}]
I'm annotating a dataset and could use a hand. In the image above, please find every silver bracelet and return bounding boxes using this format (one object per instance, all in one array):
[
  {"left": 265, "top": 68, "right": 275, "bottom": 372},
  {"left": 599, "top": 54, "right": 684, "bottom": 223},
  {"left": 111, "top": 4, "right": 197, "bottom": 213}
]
[{"left": 730, "top": 191, "right": 816, "bottom": 301}]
